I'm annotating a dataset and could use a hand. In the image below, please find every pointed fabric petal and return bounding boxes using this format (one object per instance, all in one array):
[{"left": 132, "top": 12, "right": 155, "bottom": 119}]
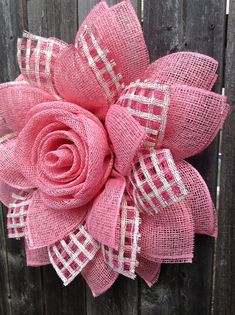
[
  {"left": 106, "top": 105, "right": 146, "bottom": 175},
  {"left": 7, "top": 189, "right": 32, "bottom": 238},
  {"left": 0, "top": 82, "right": 56, "bottom": 131},
  {"left": 143, "top": 52, "right": 218, "bottom": 90},
  {"left": 87, "top": 171, "right": 125, "bottom": 249},
  {"left": 48, "top": 225, "right": 100, "bottom": 286},
  {"left": 101, "top": 195, "right": 140, "bottom": 279},
  {"left": 55, "top": 32, "right": 123, "bottom": 119},
  {"left": 127, "top": 148, "right": 187, "bottom": 214},
  {"left": 0, "top": 138, "right": 34, "bottom": 190},
  {"left": 25, "top": 241, "right": 50, "bottom": 266},
  {"left": 177, "top": 160, "right": 217, "bottom": 236},
  {"left": 136, "top": 256, "right": 161, "bottom": 287},
  {"left": 162, "top": 85, "right": 230, "bottom": 159},
  {"left": 75, "top": 0, "right": 149, "bottom": 85},
  {"left": 17, "top": 31, "right": 68, "bottom": 96},
  {"left": 81, "top": 249, "right": 119, "bottom": 297},
  {"left": 118, "top": 81, "right": 230, "bottom": 159},
  {"left": 140, "top": 201, "right": 194, "bottom": 263},
  {"left": 26, "top": 190, "right": 88, "bottom": 249}
]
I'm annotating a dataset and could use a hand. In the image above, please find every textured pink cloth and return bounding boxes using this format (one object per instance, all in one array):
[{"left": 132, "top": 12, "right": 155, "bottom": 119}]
[{"left": 0, "top": 0, "right": 230, "bottom": 297}]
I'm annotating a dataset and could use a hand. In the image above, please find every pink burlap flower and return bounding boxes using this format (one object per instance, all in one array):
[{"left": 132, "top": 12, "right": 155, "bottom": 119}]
[{"left": 0, "top": 0, "right": 230, "bottom": 297}]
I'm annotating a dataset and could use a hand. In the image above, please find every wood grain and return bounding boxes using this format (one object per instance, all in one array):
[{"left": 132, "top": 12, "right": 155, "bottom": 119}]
[{"left": 213, "top": 0, "right": 235, "bottom": 314}]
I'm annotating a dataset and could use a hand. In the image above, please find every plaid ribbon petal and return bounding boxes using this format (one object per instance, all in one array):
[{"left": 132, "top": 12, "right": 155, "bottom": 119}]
[
  {"left": 17, "top": 31, "right": 68, "bottom": 96},
  {"left": 127, "top": 148, "right": 188, "bottom": 215},
  {"left": 116, "top": 81, "right": 170, "bottom": 147},
  {"left": 79, "top": 26, "right": 124, "bottom": 103},
  {"left": 102, "top": 195, "right": 140, "bottom": 279},
  {"left": 7, "top": 190, "right": 32, "bottom": 239},
  {"left": 48, "top": 225, "right": 100, "bottom": 286}
]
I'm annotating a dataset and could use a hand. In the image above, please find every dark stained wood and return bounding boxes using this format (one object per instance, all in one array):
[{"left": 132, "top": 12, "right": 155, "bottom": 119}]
[
  {"left": 213, "top": 1, "right": 235, "bottom": 314},
  {"left": 142, "top": 1, "right": 227, "bottom": 314},
  {"left": 27, "top": 0, "right": 78, "bottom": 43}
]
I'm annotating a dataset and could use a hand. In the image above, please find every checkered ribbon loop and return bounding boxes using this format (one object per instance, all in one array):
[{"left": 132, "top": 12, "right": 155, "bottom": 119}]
[
  {"left": 102, "top": 195, "right": 140, "bottom": 279},
  {"left": 127, "top": 148, "right": 188, "bottom": 215},
  {"left": 7, "top": 190, "right": 32, "bottom": 239},
  {"left": 79, "top": 26, "right": 124, "bottom": 103},
  {"left": 48, "top": 225, "right": 100, "bottom": 286},
  {"left": 17, "top": 31, "right": 68, "bottom": 96},
  {"left": 116, "top": 81, "right": 170, "bottom": 147}
]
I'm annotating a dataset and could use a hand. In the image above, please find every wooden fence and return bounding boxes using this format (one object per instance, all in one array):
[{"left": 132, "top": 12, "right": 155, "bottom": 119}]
[{"left": 0, "top": 0, "right": 234, "bottom": 314}]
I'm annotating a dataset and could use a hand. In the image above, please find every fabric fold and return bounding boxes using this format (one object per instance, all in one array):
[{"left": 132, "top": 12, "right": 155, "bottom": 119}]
[
  {"left": 82, "top": 249, "right": 119, "bottom": 297},
  {"left": 26, "top": 190, "right": 88, "bottom": 249},
  {"left": 106, "top": 105, "right": 146, "bottom": 175},
  {"left": 87, "top": 171, "right": 126, "bottom": 250}
]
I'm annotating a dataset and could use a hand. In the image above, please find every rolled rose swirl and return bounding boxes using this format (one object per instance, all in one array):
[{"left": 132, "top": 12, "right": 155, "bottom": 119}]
[{"left": 16, "top": 101, "right": 113, "bottom": 210}]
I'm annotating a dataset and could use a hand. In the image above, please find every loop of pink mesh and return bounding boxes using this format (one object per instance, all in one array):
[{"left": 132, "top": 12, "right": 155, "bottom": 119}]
[
  {"left": 75, "top": 0, "right": 149, "bottom": 85},
  {"left": 143, "top": 52, "right": 218, "bottom": 90},
  {"left": 26, "top": 190, "right": 88, "bottom": 249},
  {"left": 54, "top": 45, "right": 111, "bottom": 120},
  {"left": 16, "top": 101, "right": 113, "bottom": 210},
  {"left": 0, "top": 138, "right": 34, "bottom": 190},
  {"left": 0, "top": 82, "right": 56, "bottom": 131},
  {"left": 101, "top": 194, "right": 140, "bottom": 279},
  {"left": 177, "top": 160, "right": 217, "bottom": 236},
  {"left": 163, "top": 84, "right": 230, "bottom": 159},
  {"left": 136, "top": 256, "right": 161, "bottom": 287},
  {"left": 17, "top": 31, "right": 68, "bottom": 96},
  {"left": 116, "top": 81, "right": 170, "bottom": 148},
  {"left": 139, "top": 200, "right": 194, "bottom": 263},
  {"left": 81, "top": 249, "right": 119, "bottom": 297},
  {"left": 48, "top": 225, "right": 100, "bottom": 286},
  {"left": 25, "top": 241, "right": 50, "bottom": 266},
  {"left": 106, "top": 105, "right": 146, "bottom": 175},
  {"left": 127, "top": 148, "right": 187, "bottom": 214},
  {"left": 87, "top": 171, "right": 126, "bottom": 250}
]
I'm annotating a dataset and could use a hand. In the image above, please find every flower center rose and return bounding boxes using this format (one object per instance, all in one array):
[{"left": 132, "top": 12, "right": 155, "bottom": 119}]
[{"left": 16, "top": 101, "right": 114, "bottom": 210}]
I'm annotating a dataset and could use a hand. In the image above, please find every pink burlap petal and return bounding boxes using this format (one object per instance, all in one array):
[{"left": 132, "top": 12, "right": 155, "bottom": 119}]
[
  {"left": 54, "top": 45, "right": 112, "bottom": 119},
  {"left": 87, "top": 171, "right": 126, "bottom": 249},
  {"left": 163, "top": 85, "right": 230, "bottom": 159},
  {"left": 177, "top": 160, "right": 217, "bottom": 237},
  {"left": 143, "top": 52, "right": 218, "bottom": 90},
  {"left": 26, "top": 190, "right": 88, "bottom": 249},
  {"left": 17, "top": 31, "right": 68, "bottom": 96},
  {"left": 0, "top": 138, "right": 34, "bottom": 190},
  {"left": 106, "top": 105, "right": 146, "bottom": 175},
  {"left": 0, "top": 82, "right": 56, "bottom": 131},
  {"left": 75, "top": 0, "right": 149, "bottom": 85},
  {"left": 81, "top": 250, "right": 119, "bottom": 297},
  {"left": 25, "top": 241, "right": 50, "bottom": 266},
  {"left": 136, "top": 256, "right": 161, "bottom": 287},
  {"left": 140, "top": 200, "right": 194, "bottom": 263}
]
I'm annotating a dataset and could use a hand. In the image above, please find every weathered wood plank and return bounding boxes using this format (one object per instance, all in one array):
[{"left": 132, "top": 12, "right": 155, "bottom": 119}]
[
  {"left": 0, "top": 1, "right": 45, "bottom": 315},
  {"left": 27, "top": 0, "right": 78, "bottom": 43},
  {"left": 213, "top": 0, "right": 235, "bottom": 314},
  {"left": 27, "top": 1, "right": 86, "bottom": 314},
  {"left": 142, "top": 1, "right": 226, "bottom": 314}
]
